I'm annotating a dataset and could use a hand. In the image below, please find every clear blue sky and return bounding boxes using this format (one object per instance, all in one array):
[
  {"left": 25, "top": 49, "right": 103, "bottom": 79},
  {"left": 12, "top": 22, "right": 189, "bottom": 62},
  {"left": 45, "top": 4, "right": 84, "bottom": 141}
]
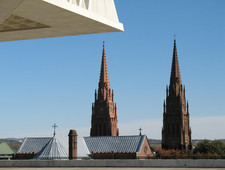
[{"left": 0, "top": 0, "right": 224, "bottom": 139}]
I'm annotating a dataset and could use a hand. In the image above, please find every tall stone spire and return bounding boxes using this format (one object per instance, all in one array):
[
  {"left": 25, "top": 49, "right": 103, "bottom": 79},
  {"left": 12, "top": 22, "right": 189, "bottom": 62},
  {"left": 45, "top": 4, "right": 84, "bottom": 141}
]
[
  {"left": 90, "top": 43, "right": 119, "bottom": 137},
  {"left": 99, "top": 42, "right": 110, "bottom": 94},
  {"left": 169, "top": 39, "right": 182, "bottom": 96},
  {"left": 162, "top": 39, "right": 192, "bottom": 151}
]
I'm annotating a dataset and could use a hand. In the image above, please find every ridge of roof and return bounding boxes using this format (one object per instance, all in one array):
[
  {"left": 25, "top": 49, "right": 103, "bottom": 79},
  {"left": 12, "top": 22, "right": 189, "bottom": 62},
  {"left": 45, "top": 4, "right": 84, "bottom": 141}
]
[
  {"left": 136, "top": 136, "right": 146, "bottom": 153},
  {"left": 23, "top": 137, "right": 52, "bottom": 139},
  {"left": 84, "top": 135, "right": 146, "bottom": 138}
]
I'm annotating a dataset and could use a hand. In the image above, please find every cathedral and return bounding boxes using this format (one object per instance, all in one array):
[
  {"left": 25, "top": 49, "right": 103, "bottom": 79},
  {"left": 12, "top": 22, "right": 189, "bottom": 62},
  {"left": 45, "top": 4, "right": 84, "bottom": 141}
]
[
  {"left": 90, "top": 43, "right": 119, "bottom": 136},
  {"left": 162, "top": 39, "right": 192, "bottom": 150}
]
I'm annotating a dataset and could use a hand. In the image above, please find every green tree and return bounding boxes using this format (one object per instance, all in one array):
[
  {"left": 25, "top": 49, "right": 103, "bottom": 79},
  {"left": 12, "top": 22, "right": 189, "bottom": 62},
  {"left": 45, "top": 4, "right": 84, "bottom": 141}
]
[{"left": 194, "top": 140, "right": 225, "bottom": 157}]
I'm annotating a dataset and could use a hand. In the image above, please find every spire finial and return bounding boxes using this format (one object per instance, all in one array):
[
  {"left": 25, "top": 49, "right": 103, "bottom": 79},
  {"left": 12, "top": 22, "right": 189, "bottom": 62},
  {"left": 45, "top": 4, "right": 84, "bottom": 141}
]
[
  {"left": 174, "top": 35, "right": 177, "bottom": 48},
  {"left": 102, "top": 41, "right": 105, "bottom": 55},
  {"left": 139, "top": 128, "right": 142, "bottom": 136},
  {"left": 103, "top": 41, "right": 105, "bottom": 50},
  {"left": 52, "top": 123, "right": 57, "bottom": 136}
]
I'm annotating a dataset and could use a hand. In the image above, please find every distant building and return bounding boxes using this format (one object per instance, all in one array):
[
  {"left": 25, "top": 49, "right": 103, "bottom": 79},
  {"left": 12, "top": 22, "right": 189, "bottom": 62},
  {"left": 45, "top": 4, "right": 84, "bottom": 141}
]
[
  {"left": 84, "top": 135, "right": 153, "bottom": 159},
  {"left": 0, "top": 142, "right": 14, "bottom": 159},
  {"left": 90, "top": 43, "right": 119, "bottom": 136},
  {"left": 162, "top": 39, "right": 192, "bottom": 150}
]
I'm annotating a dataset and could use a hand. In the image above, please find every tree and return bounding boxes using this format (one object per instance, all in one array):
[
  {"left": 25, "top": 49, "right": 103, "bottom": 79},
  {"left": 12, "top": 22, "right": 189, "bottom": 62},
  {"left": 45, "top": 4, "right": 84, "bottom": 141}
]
[{"left": 193, "top": 140, "right": 225, "bottom": 157}]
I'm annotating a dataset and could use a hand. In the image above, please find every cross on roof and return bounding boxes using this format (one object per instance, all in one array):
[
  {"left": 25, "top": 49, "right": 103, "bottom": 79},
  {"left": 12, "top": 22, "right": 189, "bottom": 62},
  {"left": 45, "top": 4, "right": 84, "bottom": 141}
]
[
  {"left": 139, "top": 128, "right": 142, "bottom": 136},
  {"left": 52, "top": 123, "right": 58, "bottom": 136}
]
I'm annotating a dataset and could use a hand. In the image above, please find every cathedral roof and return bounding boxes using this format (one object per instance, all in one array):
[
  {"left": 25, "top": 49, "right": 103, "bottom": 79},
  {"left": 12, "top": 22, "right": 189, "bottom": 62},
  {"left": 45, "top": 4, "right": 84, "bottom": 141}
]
[{"left": 84, "top": 135, "right": 146, "bottom": 153}]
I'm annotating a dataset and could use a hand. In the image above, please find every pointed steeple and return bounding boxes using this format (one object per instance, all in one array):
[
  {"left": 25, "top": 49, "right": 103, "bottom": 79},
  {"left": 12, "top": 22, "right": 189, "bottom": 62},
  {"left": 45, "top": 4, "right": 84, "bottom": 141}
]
[
  {"left": 162, "top": 39, "right": 192, "bottom": 150},
  {"left": 91, "top": 43, "right": 119, "bottom": 136},
  {"left": 98, "top": 42, "right": 111, "bottom": 100},
  {"left": 170, "top": 39, "right": 182, "bottom": 85},
  {"left": 169, "top": 39, "right": 182, "bottom": 96}
]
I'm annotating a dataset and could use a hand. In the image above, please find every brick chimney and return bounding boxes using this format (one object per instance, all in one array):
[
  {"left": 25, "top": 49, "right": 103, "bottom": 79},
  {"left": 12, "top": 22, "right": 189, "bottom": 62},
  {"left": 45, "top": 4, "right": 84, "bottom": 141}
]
[{"left": 68, "top": 129, "right": 78, "bottom": 159}]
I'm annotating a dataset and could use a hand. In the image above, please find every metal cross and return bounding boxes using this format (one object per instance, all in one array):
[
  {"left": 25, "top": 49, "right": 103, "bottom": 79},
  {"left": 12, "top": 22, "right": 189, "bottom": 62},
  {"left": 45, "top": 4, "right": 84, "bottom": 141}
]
[
  {"left": 52, "top": 123, "right": 58, "bottom": 136},
  {"left": 139, "top": 128, "right": 142, "bottom": 136}
]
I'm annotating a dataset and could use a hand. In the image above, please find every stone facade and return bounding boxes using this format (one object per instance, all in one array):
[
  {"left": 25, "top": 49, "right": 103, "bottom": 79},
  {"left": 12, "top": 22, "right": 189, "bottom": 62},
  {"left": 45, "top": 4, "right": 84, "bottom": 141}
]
[
  {"left": 162, "top": 40, "right": 192, "bottom": 150},
  {"left": 90, "top": 44, "right": 119, "bottom": 136},
  {"left": 137, "top": 136, "right": 153, "bottom": 159}
]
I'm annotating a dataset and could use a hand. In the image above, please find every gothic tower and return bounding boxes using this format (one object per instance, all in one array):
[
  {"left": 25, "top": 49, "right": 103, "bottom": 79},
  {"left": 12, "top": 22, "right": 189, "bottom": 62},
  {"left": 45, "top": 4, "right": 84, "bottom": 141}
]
[
  {"left": 90, "top": 43, "right": 119, "bottom": 136},
  {"left": 162, "top": 39, "right": 192, "bottom": 150}
]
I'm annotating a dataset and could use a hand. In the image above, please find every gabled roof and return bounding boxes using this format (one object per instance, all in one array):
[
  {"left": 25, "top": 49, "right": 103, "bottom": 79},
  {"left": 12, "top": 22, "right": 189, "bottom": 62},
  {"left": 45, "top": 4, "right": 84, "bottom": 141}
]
[
  {"left": 0, "top": 142, "right": 14, "bottom": 155},
  {"left": 17, "top": 136, "right": 90, "bottom": 159},
  {"left": 17, "top": 137, "right": 52, "bottom": 153},
  {"left": 34, "top": 136, "right": 68, "bottom": 160},
  {"left": 84, "top": 135, "right": 146, "bottom": 153},
  {"left": 77, "top": 137, "right": 90, "bottom": 157}
]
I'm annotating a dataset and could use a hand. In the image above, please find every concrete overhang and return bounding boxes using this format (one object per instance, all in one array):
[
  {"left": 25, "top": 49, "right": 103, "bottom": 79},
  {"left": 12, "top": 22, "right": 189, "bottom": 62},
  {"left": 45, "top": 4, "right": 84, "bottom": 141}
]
[{"left": 0, "top": 0, "right": 124, "bottom": 42}]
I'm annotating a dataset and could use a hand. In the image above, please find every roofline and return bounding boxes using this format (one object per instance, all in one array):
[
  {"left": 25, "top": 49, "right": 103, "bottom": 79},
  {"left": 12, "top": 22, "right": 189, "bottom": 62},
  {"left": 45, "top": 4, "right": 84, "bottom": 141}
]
[
  {"left": 136, "top": 136, "right": 146, "bottom": 153},
  {"left": 22, "top": 137, "right": 52, "bottom": 139},
  {"left": 84, "top": 135, "right": 147, "bottom": 138},
  {"left": 17, "top": 137, "right": 27, "bottom": 153},
  {"left": 17, "top": 137, "right": 53, "bottom": 153}
]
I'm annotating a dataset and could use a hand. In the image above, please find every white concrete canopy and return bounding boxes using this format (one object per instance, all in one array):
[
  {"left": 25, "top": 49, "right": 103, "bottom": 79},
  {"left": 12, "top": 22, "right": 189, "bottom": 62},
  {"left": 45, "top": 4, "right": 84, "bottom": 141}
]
[{"left": 0, "top": 0, "right": 124, "bottom": 42}]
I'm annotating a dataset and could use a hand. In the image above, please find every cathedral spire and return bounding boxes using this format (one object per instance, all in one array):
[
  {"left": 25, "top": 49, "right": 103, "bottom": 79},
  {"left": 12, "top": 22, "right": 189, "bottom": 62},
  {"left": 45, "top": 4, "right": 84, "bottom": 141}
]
[
  {"left": 162, "top": 39, "right": 192, "bottom": 151},
  {"left": 170, "top": 39, "right": 182, "bottom": 85},
  {"left": 98, "top": 42, "right": 110, "bottom": 100},
  {"left": 91, "top": 43, "right": 119, "bottom": 137},
  {"left": 169, "top": 39, "right": 182, "bottom": 96}
]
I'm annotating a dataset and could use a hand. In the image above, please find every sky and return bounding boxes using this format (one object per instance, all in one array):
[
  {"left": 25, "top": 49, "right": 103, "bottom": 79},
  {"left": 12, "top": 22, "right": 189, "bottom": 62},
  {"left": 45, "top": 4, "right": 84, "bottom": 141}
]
[{"left": 0, "top": 0, "right": 224, "bottom": 140}]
